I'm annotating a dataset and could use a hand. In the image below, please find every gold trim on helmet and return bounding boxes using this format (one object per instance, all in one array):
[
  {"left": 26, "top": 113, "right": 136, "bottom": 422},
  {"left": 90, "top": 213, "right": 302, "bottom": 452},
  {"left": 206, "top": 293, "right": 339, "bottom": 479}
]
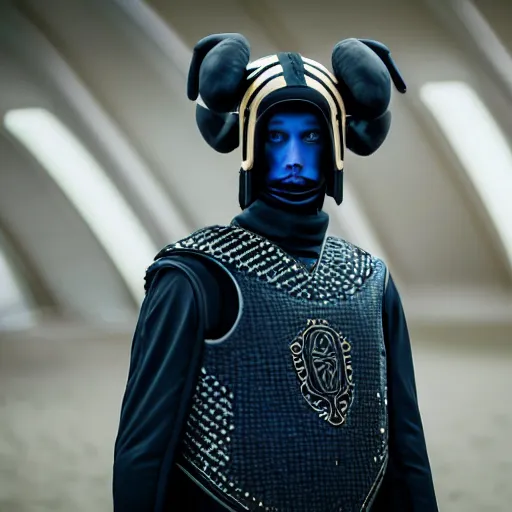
[
  {"left": 239, "top": 64, "right": 284, "bottom": 117},
  {"left": 246, "top": 55, "right": 280, "bottom": 79},
  {"left": 246, "top": 55, "right": 280, "bottom": 71},
  {"left": 304, "top": 64, "right": 346, "bottom": 171},
  {"left": 239, "top": 55, "right": 346, "bottom": 173},
  {"left": 301, "top": 56, "right": 339, "bottom": 85},
  {"left": 303, "top": 64, "right": 345, "bottom": 111},
  {"left": 241, "top": 75, "right": 287, "bottom": 171},
  {"left": 304, "top": 76, "right": 345, "bottom": 171},
  {"left": 239, "top": 63, "right": 285, "bottom": 171}
]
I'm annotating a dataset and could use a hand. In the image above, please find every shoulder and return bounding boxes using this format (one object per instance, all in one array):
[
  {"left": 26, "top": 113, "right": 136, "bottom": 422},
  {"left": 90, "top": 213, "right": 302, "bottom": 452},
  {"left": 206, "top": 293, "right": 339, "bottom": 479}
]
[
  {"left": 142, "top": 256, "right": 201, "bottom": 310},
  {"left": 150, "top": 224, "right": 242, "bottom": 284},
  {"left": 145, "top": 227, "right": 241, "bottom": 339},
  {"left": 144, "top": 253, "right": 214, "bottom": 294},
  {"left": 326, "top": 234, "right": 387, "bottom": 270},
  {"left": 156, "top": 224, "right": 233, "bottom": 258},
  {"left": 145, "top": 225, "right": 237, "bottom": 294},
  {"left": 327, "top": 234, "right": 378, "bottom": 259},
  {"left": 142, "top": 254, "right": 217, "bottom": 331},
  {"left": 325, "top": 235, "right": 389, "bottom": 295}
]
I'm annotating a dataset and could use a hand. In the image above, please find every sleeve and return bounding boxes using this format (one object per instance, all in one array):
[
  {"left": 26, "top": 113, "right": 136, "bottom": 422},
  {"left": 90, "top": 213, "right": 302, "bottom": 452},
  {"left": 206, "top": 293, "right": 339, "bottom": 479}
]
[
  {"left": 112, "top": 264, "right": 206, "bottom": 512},
  {"left": 371, "top": 274, "right": 439, "bottom": 512}
]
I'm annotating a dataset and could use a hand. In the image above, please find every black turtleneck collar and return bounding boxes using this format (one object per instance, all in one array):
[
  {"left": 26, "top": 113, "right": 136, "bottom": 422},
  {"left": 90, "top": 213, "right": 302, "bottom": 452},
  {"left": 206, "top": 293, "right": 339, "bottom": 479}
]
[{"left": 231, "top": 199, "right": 329, "bottom": 269}]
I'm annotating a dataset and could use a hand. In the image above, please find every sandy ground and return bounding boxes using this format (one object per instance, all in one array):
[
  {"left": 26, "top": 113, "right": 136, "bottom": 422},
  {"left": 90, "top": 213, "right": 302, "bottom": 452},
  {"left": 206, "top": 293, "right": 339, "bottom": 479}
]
[{"left": 0, "top": 327, "right": 511, "bottom": 511}]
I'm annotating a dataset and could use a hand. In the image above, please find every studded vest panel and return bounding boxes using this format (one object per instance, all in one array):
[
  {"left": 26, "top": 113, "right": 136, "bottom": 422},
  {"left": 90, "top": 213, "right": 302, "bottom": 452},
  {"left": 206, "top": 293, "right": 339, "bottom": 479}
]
[{"left": 160, "top": 225, "right": 388, "bottom": 512}]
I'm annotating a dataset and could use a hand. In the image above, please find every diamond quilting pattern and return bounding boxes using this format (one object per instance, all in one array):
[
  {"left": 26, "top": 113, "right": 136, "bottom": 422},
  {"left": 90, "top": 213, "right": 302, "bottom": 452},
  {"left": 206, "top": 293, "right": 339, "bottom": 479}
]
[
  {"left": 182, "top": 368, "right": 235, "bottom": 474},
  {"left": 181, "top": 368, "right": 272, "bottom": 510},
  {"left": 161, "top": 225, "right": 375, "bottom": 301}
]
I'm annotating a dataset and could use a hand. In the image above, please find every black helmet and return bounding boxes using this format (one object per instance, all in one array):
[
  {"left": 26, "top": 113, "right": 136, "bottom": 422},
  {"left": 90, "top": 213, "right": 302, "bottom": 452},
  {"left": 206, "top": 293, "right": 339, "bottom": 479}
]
[{"left": 187, "top": 33, "right": 406, "bottom": 209}]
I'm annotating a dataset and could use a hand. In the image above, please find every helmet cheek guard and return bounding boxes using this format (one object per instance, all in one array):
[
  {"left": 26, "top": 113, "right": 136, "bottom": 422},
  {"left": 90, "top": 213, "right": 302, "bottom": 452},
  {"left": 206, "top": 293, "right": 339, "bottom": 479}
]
[{"left": 187, "top": 34, "right": 406, "bottom": 209}]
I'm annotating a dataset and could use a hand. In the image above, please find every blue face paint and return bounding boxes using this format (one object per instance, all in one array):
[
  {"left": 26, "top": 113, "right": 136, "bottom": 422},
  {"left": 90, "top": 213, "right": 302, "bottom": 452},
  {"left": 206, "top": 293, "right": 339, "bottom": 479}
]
[
  {"left": 264, "top": 112, "right": 324, "bottom": 187},
  {"left": 257, "top": 110, "right": 327, "bottom": 213}
]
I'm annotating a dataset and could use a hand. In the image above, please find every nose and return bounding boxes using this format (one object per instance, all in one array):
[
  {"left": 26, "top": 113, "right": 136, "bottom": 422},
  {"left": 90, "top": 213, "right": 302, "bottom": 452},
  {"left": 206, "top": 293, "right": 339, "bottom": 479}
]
[{"left": 285, "top": 137, "right": 303, "bottom": 172}]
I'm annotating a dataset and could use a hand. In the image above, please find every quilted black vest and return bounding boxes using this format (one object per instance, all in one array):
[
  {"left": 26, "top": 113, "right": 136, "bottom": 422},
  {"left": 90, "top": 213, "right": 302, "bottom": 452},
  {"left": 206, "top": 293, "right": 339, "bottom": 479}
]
[{"left": 161, "top": 224, "right": 388, "bottom": 512}]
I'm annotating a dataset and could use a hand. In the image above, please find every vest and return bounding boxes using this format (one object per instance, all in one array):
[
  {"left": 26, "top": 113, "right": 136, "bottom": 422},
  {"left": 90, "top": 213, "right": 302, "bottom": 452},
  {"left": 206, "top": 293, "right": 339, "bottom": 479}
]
[{"left": 161, "top": 224, "right": 388, "bottom": 512}]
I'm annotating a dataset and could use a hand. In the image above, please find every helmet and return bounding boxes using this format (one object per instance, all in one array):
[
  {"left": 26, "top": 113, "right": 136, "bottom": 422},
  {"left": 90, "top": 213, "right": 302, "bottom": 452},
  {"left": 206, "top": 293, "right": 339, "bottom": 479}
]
[{"left": 187, "top": 33, "right": 406, "bottom": 209}]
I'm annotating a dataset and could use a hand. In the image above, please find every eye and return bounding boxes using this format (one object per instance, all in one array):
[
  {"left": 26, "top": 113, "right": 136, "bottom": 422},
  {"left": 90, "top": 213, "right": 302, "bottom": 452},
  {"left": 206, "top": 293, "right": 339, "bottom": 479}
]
[
  {"left": 267, "top": 130, "right": 285, "bottom": 143},
  {"left": 303, "top": 131, "right": 321, "bottom": 143}
]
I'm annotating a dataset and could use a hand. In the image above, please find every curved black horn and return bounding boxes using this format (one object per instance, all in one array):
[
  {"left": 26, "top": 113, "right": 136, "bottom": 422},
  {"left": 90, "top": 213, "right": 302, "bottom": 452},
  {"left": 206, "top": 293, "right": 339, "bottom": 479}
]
[
  {"left": 359, "top": 39, "right": 407, "bottom": 93},
  {"left": 332, "top": 38, "right": 407, "bottom": 156},
  {"left": 346, "top": 111, "right": 391, "bottom": 156},
  {"left": 331, "top": 38, "right": 391, "bottom": 119},
  {"left": 187, "top": 33, "right": 250, "bottom": 113},
  {"left": 195, "top": 104, "right": 239, "bottom": 153}
]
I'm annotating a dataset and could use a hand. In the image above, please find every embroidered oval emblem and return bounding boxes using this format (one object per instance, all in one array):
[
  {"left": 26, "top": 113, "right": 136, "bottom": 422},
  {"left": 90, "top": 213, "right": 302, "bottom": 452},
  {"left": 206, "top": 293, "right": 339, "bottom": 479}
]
[{"left": 290, "top": 319, "right": 354, "bottom": 426}]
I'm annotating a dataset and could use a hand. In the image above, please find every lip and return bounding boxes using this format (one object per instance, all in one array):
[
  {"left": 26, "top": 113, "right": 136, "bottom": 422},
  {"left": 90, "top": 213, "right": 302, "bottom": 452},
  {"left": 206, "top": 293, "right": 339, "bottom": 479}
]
[
  {"left": 281, "top": 176, "right": 307, "bottom": 185},
  {"left": 270, "top": 180, "right": 316, "bottom": 193}
]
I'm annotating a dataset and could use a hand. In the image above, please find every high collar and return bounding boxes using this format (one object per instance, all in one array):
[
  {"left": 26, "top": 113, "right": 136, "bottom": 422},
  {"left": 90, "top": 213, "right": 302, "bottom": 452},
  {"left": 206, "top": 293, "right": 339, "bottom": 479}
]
[{"left": 231, "top": 198, "right": 329, "bottom": 266}]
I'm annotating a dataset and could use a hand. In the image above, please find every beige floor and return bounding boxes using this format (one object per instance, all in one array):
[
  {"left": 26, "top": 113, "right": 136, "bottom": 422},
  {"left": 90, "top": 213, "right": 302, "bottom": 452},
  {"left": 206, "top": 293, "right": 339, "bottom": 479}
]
[{"left": 0, "top": 327, "right": 511, "bottom": 512}]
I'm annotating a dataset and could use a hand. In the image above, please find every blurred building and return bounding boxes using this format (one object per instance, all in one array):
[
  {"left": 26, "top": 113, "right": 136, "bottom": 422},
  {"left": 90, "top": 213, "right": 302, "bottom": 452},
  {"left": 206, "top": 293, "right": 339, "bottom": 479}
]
[{"left": 0, "top": 0, "right": 511, "bottom": 510}]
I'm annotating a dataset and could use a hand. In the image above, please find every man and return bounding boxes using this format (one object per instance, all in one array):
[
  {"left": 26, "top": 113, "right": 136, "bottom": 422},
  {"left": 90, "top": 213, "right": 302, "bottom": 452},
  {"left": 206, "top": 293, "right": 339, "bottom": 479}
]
[{"left": 113, "top": 33, "right": 438, "bottom": 511}]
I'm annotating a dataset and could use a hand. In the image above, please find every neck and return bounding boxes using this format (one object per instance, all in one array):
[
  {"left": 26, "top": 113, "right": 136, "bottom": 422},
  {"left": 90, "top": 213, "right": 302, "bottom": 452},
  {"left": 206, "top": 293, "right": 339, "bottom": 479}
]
[
  {"left": 258, "top": 184, "right": 326, "bottom": 214},
  {"left": 231, "top": 198, "right": 329, "bottom": 268},
  {"left": 255, "top": 175, "right": 327, "bottom": 214}
]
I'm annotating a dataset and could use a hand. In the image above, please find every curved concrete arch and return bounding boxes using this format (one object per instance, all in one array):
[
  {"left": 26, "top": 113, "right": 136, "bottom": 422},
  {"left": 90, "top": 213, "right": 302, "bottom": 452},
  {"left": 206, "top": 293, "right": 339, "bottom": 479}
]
[
  {"left": 13, "top": 0, "right": 241, "bottom": 230},
  {"left": 0, "top": 35, "right": 140, "bottom": 323},
  {"left": 0, "top": 131, "right": 137, "bottom": 323},
  {"left": 422, "top": 0, "right": 512, "bottom": 280},
  {"left": 0, "top": 2, "right": 191, "bottom": 245},
  {"left": 0, "top": 227, "right": 39, "bottom": 329}
]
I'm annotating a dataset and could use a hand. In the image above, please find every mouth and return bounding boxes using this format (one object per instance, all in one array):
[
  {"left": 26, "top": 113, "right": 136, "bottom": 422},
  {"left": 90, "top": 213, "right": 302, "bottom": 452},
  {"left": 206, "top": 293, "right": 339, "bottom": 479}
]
[
  {"left": 281, "top": 175, "right": 308, "bottom": 187},
  {"left": 268, "top": 179, "right": 319, "bottom": 194},
  {"left": 272, "top": 173, "right": 319, "bottom": 186}
]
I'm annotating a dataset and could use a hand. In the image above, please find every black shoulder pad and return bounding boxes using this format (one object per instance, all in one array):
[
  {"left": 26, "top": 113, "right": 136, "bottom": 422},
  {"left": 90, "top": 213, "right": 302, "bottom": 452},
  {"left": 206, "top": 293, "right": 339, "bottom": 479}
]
[{"left": 144, "top": 256, "right": 187, "bottom": 292}]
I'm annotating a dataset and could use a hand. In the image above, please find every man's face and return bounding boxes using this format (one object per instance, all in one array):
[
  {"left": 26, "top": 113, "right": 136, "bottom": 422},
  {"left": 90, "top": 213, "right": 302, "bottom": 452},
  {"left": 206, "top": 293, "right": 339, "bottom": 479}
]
[{"left": 263, "top": 111, "right": 325, "bottom": 188}]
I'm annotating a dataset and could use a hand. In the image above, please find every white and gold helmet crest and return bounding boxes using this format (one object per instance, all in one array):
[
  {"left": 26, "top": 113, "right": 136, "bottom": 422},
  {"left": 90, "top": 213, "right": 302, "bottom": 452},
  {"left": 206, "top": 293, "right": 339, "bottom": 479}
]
[{"left": 187, "top": 33, "right": 406, "bottom": 207}]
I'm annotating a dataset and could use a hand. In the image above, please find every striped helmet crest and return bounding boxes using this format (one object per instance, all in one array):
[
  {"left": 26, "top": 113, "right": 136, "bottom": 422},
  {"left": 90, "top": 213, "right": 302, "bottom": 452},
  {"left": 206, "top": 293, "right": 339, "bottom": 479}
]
[
  {"left": 187, "top": 33, "right": 406, "bottom": 208},
  {"left": 239, "top": 53, "right": 346, "bottom": 175}
]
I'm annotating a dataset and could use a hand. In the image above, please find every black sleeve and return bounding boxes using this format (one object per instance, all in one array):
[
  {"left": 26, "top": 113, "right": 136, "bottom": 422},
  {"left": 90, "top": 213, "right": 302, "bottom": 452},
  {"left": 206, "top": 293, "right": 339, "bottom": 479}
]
[
  {"left": 113, "top": 261, "right": 207, "bottom": 512},
  {"left": 372, "top": 274, "right": 438, "bottom": 512}
]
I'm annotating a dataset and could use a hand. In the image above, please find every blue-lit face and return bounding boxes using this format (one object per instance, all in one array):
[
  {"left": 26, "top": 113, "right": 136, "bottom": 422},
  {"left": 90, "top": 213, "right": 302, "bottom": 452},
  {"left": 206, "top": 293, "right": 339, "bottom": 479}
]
[{"left": 264, "top": 112, "right": 325, "bottom": 188}]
